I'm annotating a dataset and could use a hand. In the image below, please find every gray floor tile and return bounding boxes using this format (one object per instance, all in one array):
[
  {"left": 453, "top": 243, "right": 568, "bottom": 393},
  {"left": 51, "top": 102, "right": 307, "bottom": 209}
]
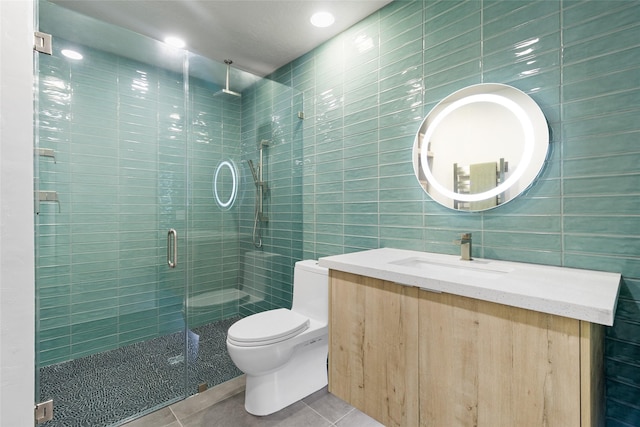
[
  {"left": 302, "top": 387, "right": 354, "bottom": 423},
  {"left": 180, "top": 392, "right": 332, "bottom": 427},
  {"left": 131, "top": 373, "right": 380, "bottom": 427},
  {"left": 335, "top": 408, "right": 385, "bottom": 427},
  {"left": 270, "top": 406, "right": 333, "bottom": 427},
  {"left": 122, "top": 407, "right": 177, "bottom": 427},
  {"left": 171, "top": 375, "right": 245, "bottom": 420}
]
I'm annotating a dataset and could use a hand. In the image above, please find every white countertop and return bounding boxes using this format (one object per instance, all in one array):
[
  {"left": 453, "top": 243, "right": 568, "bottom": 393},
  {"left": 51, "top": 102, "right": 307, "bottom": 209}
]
[{"left": 319, "top": 248, "right": 621, "bottom": 326}]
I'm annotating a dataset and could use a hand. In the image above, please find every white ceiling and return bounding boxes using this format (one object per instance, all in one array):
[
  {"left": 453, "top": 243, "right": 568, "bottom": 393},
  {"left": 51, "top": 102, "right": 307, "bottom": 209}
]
[{"left": 49, "top": 0, "right": 393, "bottom": 78}]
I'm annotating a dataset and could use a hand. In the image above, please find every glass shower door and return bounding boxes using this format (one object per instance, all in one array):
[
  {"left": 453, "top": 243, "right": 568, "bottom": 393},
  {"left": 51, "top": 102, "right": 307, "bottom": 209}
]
[{"left": 35, "top": 1, "right": 189, "bottom": 425}]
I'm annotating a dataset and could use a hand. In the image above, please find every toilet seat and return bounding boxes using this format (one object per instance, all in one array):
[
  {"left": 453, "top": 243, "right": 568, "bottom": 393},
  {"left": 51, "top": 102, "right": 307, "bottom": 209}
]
[{"left": 227, "top": 308, "right": 310, "bottom": 347}]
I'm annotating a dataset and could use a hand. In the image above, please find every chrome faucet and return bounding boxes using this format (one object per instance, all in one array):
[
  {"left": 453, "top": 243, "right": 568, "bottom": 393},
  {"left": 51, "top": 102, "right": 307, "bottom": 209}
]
[{"left": 455, "top": 233, "right": 473, "bottom": 261}]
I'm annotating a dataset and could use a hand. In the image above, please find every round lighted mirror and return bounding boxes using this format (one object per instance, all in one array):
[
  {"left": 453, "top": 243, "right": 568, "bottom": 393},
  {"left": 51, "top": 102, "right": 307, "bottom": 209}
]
[
  {"left": 213, "top": 160, "right": 238, "bottom": 209},
  {"left": 412, "top": 83, "right": 549, "bottom": 211}
]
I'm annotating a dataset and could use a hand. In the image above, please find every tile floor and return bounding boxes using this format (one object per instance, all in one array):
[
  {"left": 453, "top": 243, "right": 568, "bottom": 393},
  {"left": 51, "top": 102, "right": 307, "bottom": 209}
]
[{"left": 123, "top": 376, "right": 383, "bottom": 427}]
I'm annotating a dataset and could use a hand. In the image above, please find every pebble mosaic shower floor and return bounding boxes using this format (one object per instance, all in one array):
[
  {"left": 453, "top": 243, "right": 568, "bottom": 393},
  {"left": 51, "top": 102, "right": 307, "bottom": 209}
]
[{"left": 39, "top": 317, "right": 242, "bottom": 427}]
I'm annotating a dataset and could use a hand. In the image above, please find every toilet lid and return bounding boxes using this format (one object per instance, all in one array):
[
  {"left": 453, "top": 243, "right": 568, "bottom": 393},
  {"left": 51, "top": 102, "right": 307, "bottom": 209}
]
[{"left": 227, "top": 308, "right": 310, "bottom": 346}]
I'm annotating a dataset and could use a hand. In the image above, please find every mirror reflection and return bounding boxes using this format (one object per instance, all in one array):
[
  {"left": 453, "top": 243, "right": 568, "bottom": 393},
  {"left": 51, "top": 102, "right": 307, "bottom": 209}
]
[{"left": 413, "top": 83, "right": 549, "bottom": 211}]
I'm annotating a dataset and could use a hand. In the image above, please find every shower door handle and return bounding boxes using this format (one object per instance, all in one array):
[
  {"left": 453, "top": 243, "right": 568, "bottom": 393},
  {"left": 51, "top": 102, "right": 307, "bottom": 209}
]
[{"left": 167, "top": 229, "right": 177, "bottom": 268}]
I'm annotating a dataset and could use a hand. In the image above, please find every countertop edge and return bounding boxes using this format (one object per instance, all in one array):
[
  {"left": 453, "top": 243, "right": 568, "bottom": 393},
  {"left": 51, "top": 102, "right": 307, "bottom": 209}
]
[{"left": 319, "top": 249, "right": 621, "bottom": 326}]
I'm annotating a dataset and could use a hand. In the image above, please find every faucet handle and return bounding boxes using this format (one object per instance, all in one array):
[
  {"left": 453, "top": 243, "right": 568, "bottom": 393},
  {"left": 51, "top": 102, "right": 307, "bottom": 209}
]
[{"left": 454, "top": 233, "right": 471, "bottom": 244}]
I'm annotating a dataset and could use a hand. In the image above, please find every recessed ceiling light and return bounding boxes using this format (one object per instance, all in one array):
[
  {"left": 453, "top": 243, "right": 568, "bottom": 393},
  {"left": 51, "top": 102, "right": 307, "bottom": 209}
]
[
  {"left": 61, "top": 49, "right": 83, "bottom": 60},
  {"left": 310, "top": 11, "right": 335, "bottom": 28},
  {"left": 164, "top": 36, "right": 186, "bottom": 48}
]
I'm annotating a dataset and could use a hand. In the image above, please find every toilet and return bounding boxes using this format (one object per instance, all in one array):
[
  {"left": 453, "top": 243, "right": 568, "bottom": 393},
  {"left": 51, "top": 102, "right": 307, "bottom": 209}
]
[{"left": 226, "top": 260, "right": 329, "bottom": 416}]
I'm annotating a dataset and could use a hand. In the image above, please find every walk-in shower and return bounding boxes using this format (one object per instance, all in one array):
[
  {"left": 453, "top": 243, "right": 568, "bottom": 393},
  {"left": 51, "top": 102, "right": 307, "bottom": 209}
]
[{"left": 34, "top": 1, "right": 303, "bottom": 425}]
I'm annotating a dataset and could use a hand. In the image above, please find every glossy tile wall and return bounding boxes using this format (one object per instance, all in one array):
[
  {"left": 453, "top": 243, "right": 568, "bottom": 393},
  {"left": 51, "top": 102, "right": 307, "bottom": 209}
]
[
  {"left": 237, "top": 81, "right": 305, "bottom": 317},
  {"left": 35, "top": 41, "right": 244, "bottom": 367},
  {"left": 186, "top": 77, "right": 243, "bottom": 329},
  {"left": 36, "top": 32, "right": 304, "bottom": 369},
  {"left": 271, "top": 1, "right": 640, "bottom": 425}
]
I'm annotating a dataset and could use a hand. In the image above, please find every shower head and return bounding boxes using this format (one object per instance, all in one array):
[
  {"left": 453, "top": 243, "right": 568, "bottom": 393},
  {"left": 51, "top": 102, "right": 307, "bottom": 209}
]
[
  {"left": 221, "top": 88, "right": 241, "bottom": 97},
  {"left": 214, "top": 59, "right": 242, "bottom": 97}
]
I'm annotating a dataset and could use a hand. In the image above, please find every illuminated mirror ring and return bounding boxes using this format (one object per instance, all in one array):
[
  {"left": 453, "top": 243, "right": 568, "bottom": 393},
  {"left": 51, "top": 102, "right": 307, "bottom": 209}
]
[
  {"left": 213, "top": 160, "right": 238, "bottom": 209},
  {"left": 413, "top": 83, "right": 549, "bottom": 211},
  {"left": 419, "top": 94, "right": 535, "bottom": 202}
]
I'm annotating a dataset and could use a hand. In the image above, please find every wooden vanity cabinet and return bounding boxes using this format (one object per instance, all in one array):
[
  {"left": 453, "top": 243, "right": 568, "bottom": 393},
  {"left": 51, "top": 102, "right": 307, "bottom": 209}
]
[
  {"left": 328, "top": 271, "right": 420, "bottom": 426},
  {"left": 328, "top": 271, "right": 604, "bottom": 427}
]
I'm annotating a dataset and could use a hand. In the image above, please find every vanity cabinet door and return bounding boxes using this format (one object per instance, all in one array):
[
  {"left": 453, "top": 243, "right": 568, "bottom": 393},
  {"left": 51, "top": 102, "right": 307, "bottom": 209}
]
[
  {"left": 418, "top": 290, "right": 582, "bottom": 427},
  {"left": 328, "top": 272, "right": 603, "bottom": 427},
  {"left": 329, "top": 271, "right": 420, "bottom": 427}
]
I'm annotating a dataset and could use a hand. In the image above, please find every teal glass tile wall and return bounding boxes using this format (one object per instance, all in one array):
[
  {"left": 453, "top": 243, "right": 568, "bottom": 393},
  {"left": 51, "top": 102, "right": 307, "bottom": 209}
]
[
  {"left": 238, "top": 79, "right": 305, "bottom": 317},
  {"left": 36, "top": 43, "right": 222, "bottom": 366},
  {"left": 185, "top": 73, "right": 243, "bottom": 329},
  {"left": 36, "top": 40, "right": 307, "bottom": 368},
  {"left": 271, "top": 1, "right": 640, "bottom": 425}
]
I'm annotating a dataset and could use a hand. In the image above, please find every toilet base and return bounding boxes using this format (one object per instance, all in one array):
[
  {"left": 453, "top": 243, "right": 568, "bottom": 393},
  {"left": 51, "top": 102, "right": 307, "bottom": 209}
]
[{"left": 243, "top": 336, "right": 328, "bottom": 416}]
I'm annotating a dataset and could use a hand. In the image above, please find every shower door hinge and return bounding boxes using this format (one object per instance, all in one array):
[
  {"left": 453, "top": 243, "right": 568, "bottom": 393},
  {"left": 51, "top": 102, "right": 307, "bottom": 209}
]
[
  {"left": 34, "top": 32, "right": 53, "bottom": 55},
  {"left": 35, "top": 190, "right": 61, "bottom": 214},
  {"left": 36, "top": 148, "right": 57, "bottom": 163},
  {"left": 36, "top": 190, "right": 59, "bottom": 202},
  {"left": 35, "top": 399, "right": 54, "bottom": 424}
]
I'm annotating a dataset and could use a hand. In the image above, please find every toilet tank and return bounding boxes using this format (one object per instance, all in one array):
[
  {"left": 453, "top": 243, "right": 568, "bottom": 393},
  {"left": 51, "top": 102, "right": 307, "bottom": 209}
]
[{"left": 291, "top": 260, "right": 328, "bottom": 323}]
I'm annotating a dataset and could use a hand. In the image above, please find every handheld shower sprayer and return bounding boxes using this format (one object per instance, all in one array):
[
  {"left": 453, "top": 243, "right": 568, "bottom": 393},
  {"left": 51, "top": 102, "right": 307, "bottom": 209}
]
[
  {"left": 247, "top": 159, "right": 265, "bottom": 248},
  {"left": 247, "top": 159, "right": 259, "bottom": 186},
  {"left": 247, "top": 139, "right": 270, "bottom": 248}
]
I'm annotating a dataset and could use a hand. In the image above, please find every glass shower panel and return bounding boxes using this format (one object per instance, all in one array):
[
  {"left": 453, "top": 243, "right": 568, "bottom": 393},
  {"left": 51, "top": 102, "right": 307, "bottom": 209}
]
[
  {"left": 35, "top": 1, "right": 189, "bottom": 425},
  {"left": 236, "top": 78, "right": 306, "bottom": 319},
  {"left": 182, "top": 53, "right": 246, "bottom": 394},
  {"left": 183, "top": 53, "right": 305, "bottom": 393}
]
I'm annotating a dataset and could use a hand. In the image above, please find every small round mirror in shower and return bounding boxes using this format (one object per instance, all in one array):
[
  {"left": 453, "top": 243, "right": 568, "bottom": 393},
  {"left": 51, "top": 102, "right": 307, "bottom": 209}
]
[
  {"left": 412, "top": 83, "right": 549, "bottom": 211},
  {"left": 213, "top": 160, "right": 238, "bottom": 209}
]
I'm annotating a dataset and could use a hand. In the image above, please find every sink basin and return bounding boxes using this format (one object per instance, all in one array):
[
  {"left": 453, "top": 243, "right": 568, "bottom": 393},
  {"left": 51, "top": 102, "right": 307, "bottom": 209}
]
[{"left": 389, "top": 256, "right": 513, "bottom": 278}]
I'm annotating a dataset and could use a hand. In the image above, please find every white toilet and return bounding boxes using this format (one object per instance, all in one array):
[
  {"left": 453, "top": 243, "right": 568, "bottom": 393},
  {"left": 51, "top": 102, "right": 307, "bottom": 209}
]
[{"left": 226, "top": 259, "right": 329, "bottom": 416}]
